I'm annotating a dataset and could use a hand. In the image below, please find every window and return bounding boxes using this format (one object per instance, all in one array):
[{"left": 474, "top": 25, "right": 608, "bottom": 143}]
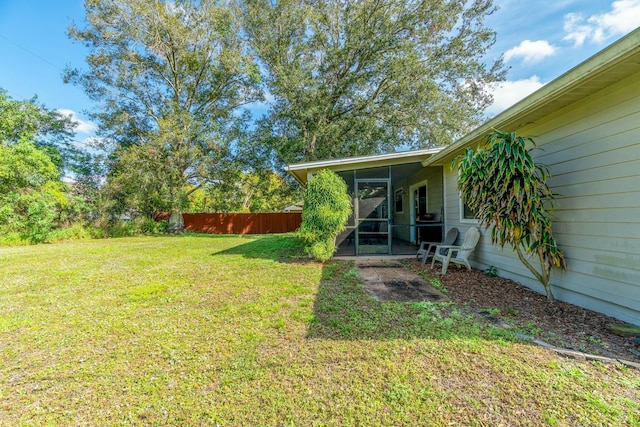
[
  {"left": 460, "top": 195, "right": 478, "bottom": 222},
  {"left": 463, "top": 201, "right": 476, "bottom": 219},
  {"left": 394, "top": 189, "right": 403, "bottom": 213},
  {"left": 456, "top": 170, "right": 477, "bottom": 223},
  {"left": 414, "top": 185, "right": 427, "bottom": 219}
]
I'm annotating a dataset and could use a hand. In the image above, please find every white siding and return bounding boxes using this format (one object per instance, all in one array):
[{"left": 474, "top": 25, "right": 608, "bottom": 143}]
[{"left": 443, "top": 70, "right": 640, "bottom": 324}]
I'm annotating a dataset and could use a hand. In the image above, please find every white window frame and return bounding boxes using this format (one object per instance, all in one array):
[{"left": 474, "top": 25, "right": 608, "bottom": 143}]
[
  {"left": 394, "top": 188, "right": 404, "bottom": 214},
  {"left": 457, "top": 171, "right": 478, "bottom": 224},
  {"left": 459, "top": 196, "right": 479, "bottom": 224}
]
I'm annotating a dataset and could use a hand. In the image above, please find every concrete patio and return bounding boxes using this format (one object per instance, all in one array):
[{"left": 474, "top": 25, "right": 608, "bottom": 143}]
[{"left": 354, "top": 259, "right": 447, "bottom": 303}]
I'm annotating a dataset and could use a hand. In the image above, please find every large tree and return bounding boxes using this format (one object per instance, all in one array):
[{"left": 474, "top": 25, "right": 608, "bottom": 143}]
[
  {"left": 243, "top": 0, "right": 505, "bottom": 165},
  {"left": 66, "top": 0, "right": 261, "bottom": 231}
]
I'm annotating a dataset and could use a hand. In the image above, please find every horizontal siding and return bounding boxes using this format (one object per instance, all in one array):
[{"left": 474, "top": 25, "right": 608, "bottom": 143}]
[
  {"left": 553, "top": 206, "right": 640, "bottom": 223},
  {"left": 542, "top": 129, "right": 640, "bottom": 174},
  {"left": 554, "top": 191, "right": 640, "bottom": 210},
  {"left": 550, "top": 161, "right": 640, "bottom": 188},
  {"left": 532, "top": 70, "right": 640, "bottom": 324},
  {"left": 556, "top": 233, "right": 640, "bottom": 255},
  {"left": 442, "top": 69, "right": 640, "bottom": 324},
  {"left": 553, "top": 221, "right": 640, "bottom": 239}
]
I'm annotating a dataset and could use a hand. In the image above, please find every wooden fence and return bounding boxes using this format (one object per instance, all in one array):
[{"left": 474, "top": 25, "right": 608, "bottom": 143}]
[{"left": 156, "top": 212, "right": 302, "bottom": 234}]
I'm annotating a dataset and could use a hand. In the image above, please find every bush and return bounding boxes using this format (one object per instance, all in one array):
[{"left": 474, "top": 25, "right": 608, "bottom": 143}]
[
  {"left": 48, "top": 223, "right": 94, "bottom": 242},
  {"left": 89, "top": 215, "right": 168, "bottom": 239},
  {"left": 299, "top": 169, "right": 351, "bottom": 261},
  {"left": 454, "top": 129, "right": 566, "bottom": 301},
  {"left": 21, "top": 197, "right": 57, "bottom": 244},
  {"left": 0, "top": 232, "right": 28, "bottom": 246},
  {"left": 137, "top": 217, "right": 168, "bottom": 234}
]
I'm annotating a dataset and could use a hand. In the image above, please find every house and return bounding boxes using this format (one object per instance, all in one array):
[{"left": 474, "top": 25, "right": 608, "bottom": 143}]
[
  {"left": 287, "top": 148, "right": 446, "bottom": 256},
  {"left": 286, "top": 28, "right": 640, "bottom": 325},
  {"left": 283, "top": 201, "right": 304, "bottom": 213}
]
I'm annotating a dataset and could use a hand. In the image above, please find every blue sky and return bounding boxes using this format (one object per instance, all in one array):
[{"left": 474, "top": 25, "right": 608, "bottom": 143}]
[{"left": 1, "top": 0, "right": 639, "bottom": 145}]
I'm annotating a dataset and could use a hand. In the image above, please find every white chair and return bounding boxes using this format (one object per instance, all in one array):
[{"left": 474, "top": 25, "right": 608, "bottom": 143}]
[
  {"left": 431, "top": 227, "right": 480, "bottom": 274},
  {"left": 416, "top": 228, "right": 458, "bottom": 265}
]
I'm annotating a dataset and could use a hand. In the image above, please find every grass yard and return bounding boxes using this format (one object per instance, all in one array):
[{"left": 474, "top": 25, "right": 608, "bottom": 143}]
[{"left": 1, "top": 234, "right": 639, "bottom": 426}]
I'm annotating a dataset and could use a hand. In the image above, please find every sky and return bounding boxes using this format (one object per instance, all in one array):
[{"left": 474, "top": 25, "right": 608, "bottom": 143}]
[{"left": 1, "top": 0, "right": 640, "bottom": 147}]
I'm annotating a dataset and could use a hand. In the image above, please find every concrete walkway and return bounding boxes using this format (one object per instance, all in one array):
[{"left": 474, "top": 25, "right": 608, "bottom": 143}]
[{"left": 355, "top": 259, "right": 447, "bottom": 303}]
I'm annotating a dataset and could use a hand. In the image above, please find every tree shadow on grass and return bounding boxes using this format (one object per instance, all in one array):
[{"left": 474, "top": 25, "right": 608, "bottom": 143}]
[
  {"left": 207, "top": 234, "right": 513, "bottom": 342},
  {"left": 208, "top": 233, "right": 314, "bottom": 264},
  {"left": 307, "top": 260, "right": 515, "bottom": 342}
]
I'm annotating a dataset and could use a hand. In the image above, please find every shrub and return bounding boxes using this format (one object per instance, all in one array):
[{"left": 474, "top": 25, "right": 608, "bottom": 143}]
[
  {"left": 454, "top": 129, "right": 566, "bottom": 301},
  {"left": 299, "top": 169, "right": 351, "bottom": 261},
  {"left": 137, "top": 217, "right": 168, "bottom": 234},
  {"left": 48, "top": 223, "right": 94, "bottom": 242}
]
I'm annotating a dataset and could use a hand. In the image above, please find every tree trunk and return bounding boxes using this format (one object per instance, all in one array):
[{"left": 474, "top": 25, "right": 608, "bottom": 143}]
[
  {"left": 538, "top": 249, "right": 555, "bottom": 303},
  {"left": 515, "top": 244, "right": 555, "bottom": 302},
  {"left": 167, "top": 209, "right": 184, "bottom": 234}
]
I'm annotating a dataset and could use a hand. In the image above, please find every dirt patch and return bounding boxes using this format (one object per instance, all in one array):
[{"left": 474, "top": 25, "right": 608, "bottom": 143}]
[
  {"left": 406, "top": 259, "right": 640, "bottom": 362},
  {"left": 386, "top": 280, "right": 430, "bottom": 288},
  {"left": 381, "top": 279, "right": 446, "bottom": 302}
]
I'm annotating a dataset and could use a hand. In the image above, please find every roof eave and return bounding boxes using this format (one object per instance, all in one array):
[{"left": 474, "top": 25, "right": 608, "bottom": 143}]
[
  {"left": 286, "top": 147, "right": 444, "bottom": 185},
  {"left": 423, "top": 28, "right": 640, "bottom": 167}
]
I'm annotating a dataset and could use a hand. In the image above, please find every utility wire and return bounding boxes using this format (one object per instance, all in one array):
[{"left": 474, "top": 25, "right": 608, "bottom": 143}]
[
  {"left": 0, "top": 33, "right": 98, "bottom": 143},
  {"left": 0, "top": 33, "right": 64, "bottom": 72}
]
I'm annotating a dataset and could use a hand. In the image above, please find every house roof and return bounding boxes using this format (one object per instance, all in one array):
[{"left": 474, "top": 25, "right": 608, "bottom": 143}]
[
  {"left": 423, "top": 27, "right": 640, "bottom": 167},
  {"left": 283, "top": 202, "right": 303, "bottom": 212},
  {"left": 285, "top": 147, "right": 444, "bottom": 184}
]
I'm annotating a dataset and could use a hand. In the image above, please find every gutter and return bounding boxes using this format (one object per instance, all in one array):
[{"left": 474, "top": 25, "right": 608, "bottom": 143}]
[
  {"left": 423, "top": 28, "right": 640, "bottom": 167},
  {"left": 286, "top": 147, "right": 444, "bottom": 185}
]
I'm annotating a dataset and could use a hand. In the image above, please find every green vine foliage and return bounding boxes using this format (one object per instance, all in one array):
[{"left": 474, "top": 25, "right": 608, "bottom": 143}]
[
  {"left": 454, "top": 129, "right": 566, "bottom": 301},
  {"left": 299, "top": 169, "right": 352, "bottom": 261}
]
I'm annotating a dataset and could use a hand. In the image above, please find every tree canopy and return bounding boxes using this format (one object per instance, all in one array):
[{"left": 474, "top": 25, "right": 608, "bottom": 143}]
[
  {"left": 66, "top": 0, "right": 262, "bottom": 229},
  {"left": 61, "top": 0, "right": 508, "bottom": 226},
  {"left": 0, "top": 91, "right": 83, "bottom": 243},
  {"left": 243, "top": 0, "right": 505, "bottom": 165},
  {"left": 0, "top": 90, "right": 76, "bottom": 171},
  {"left": 189, "top": 170, "right": 301, "bottom": 213}
]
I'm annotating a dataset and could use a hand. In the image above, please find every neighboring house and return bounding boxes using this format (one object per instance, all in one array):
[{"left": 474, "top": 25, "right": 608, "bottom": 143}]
[
  {"left": 286, "top": 28, "right": 640, "bottom": 325},
  {"left": 283, "top": 201, "right": 304, "bottom": 213}
]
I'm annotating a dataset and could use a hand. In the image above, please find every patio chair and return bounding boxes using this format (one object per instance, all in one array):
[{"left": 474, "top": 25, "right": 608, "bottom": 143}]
[
  {"left": 416, "top": 227, "right": 459, "bottom": 265},
  {"left": 431, "top": 227, "right": 480, "bottom": 274}
]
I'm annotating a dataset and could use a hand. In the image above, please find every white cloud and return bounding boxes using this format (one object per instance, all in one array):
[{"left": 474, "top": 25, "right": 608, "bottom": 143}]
[
  {"left": 57, "top": 109, "right": 97, "bottom": 134},
  {"left": 242, "top": 91, "right": 275, "bottom": 118},
  {"left": 563, "top": 0, "right": 640, "bottom": 46},
  {"left": 251, "top": 91, "right": 275, "bottom": 109},
  {"left": 504, "top": 40, "right": 556, "bottom": 64},
  {"left": 486, "top": 76, "right": 546, "bottom": 116},
  {"left": 563, "top": 13, "right": 592, "bottom": 47}
]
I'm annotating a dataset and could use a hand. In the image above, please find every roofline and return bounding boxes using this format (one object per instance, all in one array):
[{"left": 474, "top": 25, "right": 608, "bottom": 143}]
[
  {"left": 286, "top": 147, "right": 444, "bottom": 184},
  {"left": 423, "top": 28, "right": 640, "bottom": 167},
  {"left": 287, "top": 147, "right": 443, "bottom": 171}
]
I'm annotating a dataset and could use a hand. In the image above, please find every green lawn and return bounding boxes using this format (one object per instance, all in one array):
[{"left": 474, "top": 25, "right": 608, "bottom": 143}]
[{"left": 1, "top": 234, "right": 638, "bottom": 426}]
